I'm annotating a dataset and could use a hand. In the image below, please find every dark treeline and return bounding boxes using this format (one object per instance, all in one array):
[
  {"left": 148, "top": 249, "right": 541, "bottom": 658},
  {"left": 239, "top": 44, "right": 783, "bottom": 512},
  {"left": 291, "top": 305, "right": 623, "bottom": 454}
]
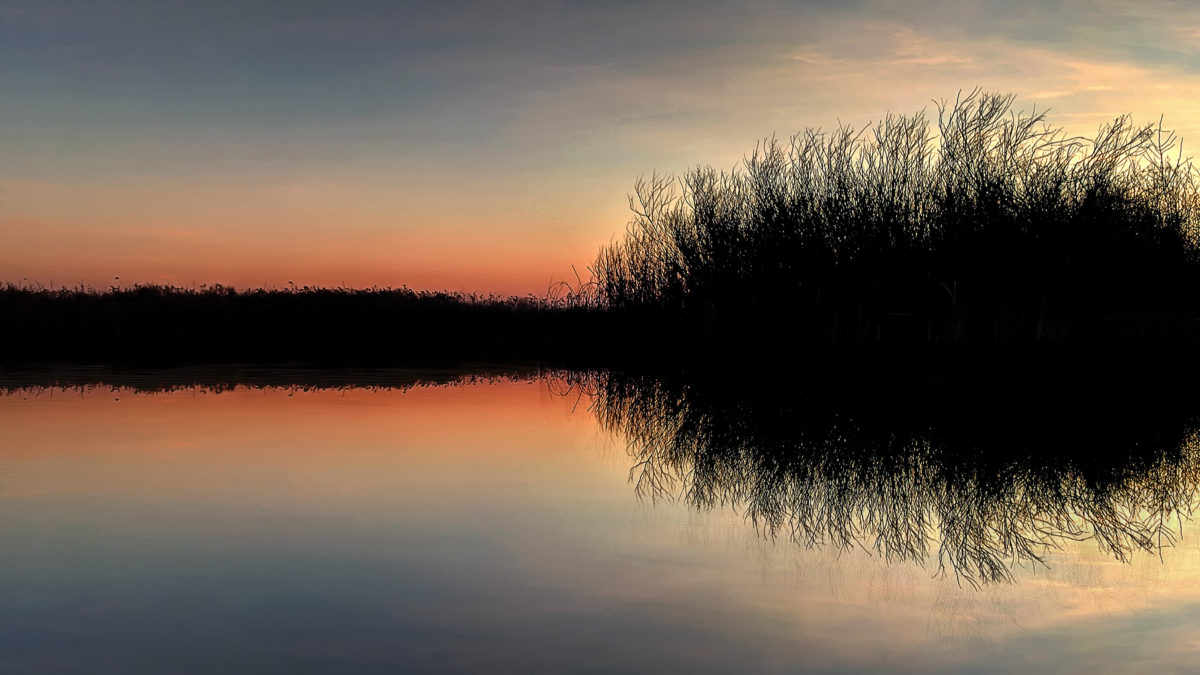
[
  {"left": 6, "top": 91, "right": 1200, "bottom": 376},
  {"left": 0, "top": 284, "right": 614, "bottom": 367},
  {"left": 562, "top": 369, "right": 1200, "bottom": 585}
]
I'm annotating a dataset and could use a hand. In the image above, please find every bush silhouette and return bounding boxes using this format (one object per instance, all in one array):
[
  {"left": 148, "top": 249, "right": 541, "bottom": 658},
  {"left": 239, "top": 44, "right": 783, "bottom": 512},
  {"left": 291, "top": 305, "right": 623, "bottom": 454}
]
[{"left": 592, "top": 90, "right": 1200, "bottom": 355}]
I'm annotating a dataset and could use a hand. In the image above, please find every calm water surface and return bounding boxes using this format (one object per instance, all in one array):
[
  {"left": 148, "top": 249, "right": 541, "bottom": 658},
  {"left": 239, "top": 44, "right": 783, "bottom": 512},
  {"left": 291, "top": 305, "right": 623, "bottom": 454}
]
[{"left": 1, "top": 375, "right": 1199, "bottom": 673}]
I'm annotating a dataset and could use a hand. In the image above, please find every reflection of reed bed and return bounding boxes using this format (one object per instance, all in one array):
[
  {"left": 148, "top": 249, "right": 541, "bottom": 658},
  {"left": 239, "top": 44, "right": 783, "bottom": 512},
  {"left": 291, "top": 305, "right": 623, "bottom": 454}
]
[{"left": 560, "top": 370, "right": 1200, "bottom": 586}]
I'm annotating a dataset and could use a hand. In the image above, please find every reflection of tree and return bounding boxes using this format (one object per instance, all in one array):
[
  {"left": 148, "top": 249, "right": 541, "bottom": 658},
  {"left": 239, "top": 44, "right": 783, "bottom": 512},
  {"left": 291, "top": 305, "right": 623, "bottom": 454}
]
[{"left": 559, "top": 371, "right": 1200, "bottom": 586}]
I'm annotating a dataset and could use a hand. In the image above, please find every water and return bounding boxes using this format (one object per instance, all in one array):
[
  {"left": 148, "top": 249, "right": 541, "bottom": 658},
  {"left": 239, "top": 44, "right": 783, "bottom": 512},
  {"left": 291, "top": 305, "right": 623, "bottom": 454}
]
[{"left": 2, "top": 373, "right": 1200, "bottom": 673}]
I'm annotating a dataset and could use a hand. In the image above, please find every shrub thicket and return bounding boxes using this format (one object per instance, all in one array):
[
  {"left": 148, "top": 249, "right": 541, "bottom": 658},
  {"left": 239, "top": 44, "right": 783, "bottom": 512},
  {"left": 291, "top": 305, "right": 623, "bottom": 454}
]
[{"left": 592, "top": 90, "right": 1200, "bottom": 353}]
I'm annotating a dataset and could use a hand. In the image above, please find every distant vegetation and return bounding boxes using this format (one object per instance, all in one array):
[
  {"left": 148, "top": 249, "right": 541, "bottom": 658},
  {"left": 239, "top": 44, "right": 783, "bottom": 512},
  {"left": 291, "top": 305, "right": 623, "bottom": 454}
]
[
  {"left": 5, "top": 90, "right": 1200, "bottom": 373},
  {"left": 0, "top": 283, "right": 605, "bottom": 366}
]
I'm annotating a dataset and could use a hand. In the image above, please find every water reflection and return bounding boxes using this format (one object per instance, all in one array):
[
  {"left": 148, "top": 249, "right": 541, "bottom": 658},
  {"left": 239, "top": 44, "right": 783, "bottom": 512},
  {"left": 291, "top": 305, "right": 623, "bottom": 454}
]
[
  {"left": 5, "top": 365, "right": 1200, "bottom": 589},
  {"left": 565, "top": 371, "right": 1200, "bottom": 585},
  {"left": 4, "top": 370, "right": 1200, "bottom": 671},
  {"left": 0, "top": 364, "right": 529, "bottom": 394}
]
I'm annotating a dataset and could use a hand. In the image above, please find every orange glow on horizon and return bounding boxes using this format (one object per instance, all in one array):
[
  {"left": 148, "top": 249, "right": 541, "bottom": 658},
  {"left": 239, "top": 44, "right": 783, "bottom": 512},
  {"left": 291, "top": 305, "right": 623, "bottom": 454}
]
[{"left": 0, "top": 214, "right": 612, "bottom": 296}]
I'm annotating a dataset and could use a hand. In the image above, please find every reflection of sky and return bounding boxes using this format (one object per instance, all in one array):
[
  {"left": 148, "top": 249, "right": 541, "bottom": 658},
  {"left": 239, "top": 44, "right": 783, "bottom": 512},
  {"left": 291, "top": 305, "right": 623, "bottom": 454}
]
[
  {"left": 4, "top": 1, "right": 1200, "bottom": 293},
  {"left": 1, "top": 380, "right": 1199, "bottom": 672}
]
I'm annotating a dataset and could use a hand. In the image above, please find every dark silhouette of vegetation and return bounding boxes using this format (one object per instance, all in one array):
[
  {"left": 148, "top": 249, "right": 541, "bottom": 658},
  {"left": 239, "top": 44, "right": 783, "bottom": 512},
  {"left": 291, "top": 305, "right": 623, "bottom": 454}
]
[
  {"left": 558, "top": 369, "right": 1200, "bottom": 585},
  {"left": 0, "top": 283, "right": 610, "bottom": 367},
  {"left": 591, "top": 90, "right": 1200, "bottom": 368}
]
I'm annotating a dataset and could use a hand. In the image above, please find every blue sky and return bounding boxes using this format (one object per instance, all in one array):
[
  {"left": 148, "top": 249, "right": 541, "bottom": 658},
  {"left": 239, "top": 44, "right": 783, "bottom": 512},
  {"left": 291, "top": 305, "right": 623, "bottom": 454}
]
[{"left": 4, "top": 0, "right": 1200, "bottom": 292}]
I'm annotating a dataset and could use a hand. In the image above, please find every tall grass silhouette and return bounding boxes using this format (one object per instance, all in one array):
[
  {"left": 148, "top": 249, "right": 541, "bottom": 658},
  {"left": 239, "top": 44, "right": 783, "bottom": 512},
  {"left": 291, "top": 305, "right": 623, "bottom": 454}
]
[{"left": 592, "top": 90, "right": 1200, "bottom": 355}]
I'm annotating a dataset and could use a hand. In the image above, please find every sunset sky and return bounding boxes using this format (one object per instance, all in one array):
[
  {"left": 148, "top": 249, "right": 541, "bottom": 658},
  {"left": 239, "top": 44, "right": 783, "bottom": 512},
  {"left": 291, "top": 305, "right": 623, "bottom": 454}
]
[{"left": 5, "top": 0, "right": 1200, "bottom": 295}]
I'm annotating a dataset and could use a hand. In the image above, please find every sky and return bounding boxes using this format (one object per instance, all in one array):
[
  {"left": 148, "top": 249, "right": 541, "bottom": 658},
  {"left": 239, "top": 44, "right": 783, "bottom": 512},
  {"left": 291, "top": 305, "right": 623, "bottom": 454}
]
[{"left": 4, "top": 0, "right": 1200, "bottom": 295}]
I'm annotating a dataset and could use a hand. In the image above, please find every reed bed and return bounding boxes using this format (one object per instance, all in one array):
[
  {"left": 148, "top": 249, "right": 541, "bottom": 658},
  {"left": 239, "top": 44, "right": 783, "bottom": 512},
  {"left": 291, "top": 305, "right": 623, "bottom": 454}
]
[{"left": 591, "top": 90, "right": 1200, "bottom": 357}]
